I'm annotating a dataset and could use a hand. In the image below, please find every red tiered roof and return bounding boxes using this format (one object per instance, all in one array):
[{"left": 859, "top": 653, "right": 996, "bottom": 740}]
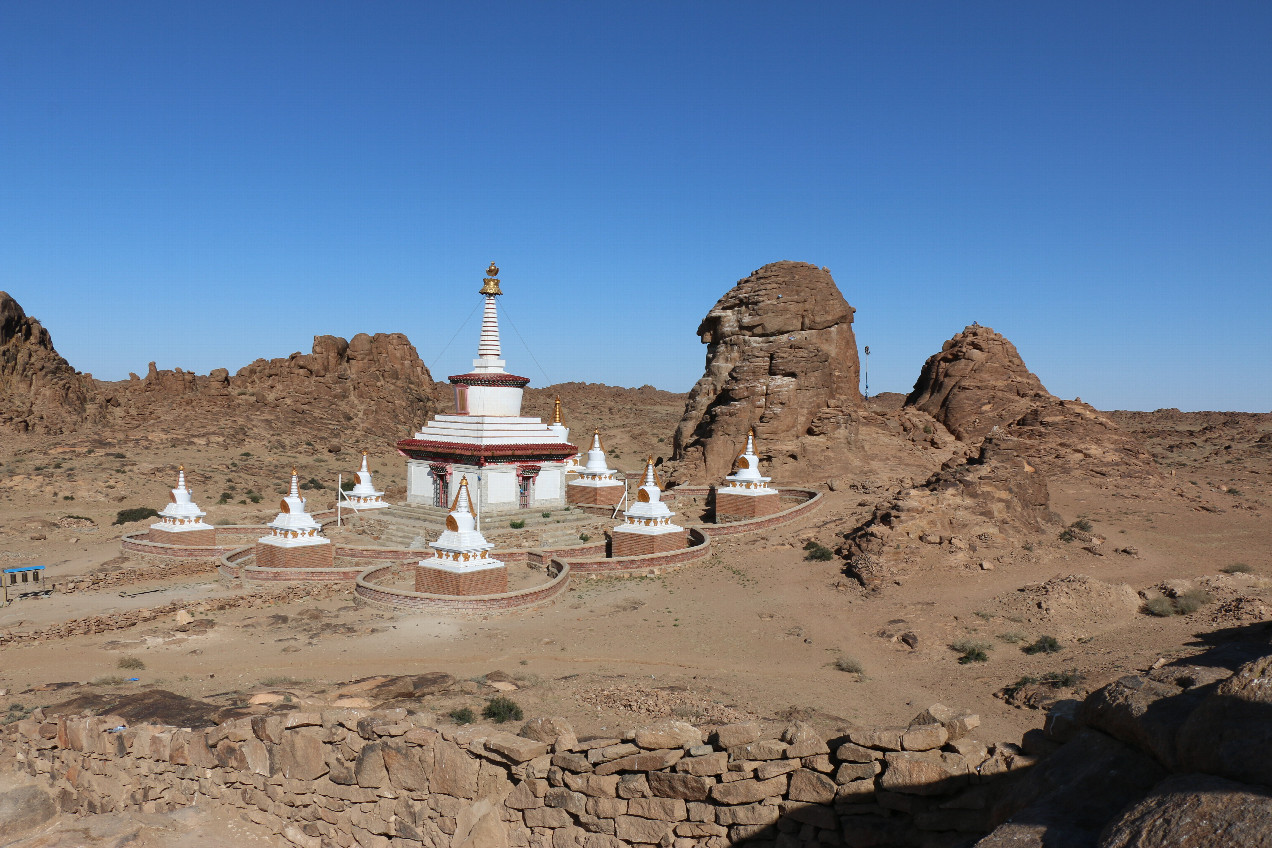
[
  {"left": 396, "top": 438, "right": 578, "bottom": 467},
  {"left": 447, "top": 372, "right": 531, "bottom": 387}
]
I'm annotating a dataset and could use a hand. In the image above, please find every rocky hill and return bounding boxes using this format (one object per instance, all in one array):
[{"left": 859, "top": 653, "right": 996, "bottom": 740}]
[
  {"left": 0, "top": 292, "right": 99, "bottom": 434},
  {"left": 906, "top": 325, "right": 1157, "bottom": 479},
  {"left": 670, "top": 261, "right": 861, "bottom": 483}
]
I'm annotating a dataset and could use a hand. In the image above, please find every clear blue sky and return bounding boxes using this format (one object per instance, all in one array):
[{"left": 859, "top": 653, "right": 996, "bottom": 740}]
[{"left": 2, "top": 2, "right": 1269, "bottom": 411}]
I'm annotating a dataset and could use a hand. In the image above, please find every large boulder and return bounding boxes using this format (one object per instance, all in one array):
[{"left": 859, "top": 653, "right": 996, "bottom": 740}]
[
  {"left": 1176, "top": 653, "right": 1272, "bottom": 787},
  {"left": 1098, "top": 774, "right": 1272, "bottom": 848},
  {"left": 670, "top": 261, "right": 861, "bottom": 483}
]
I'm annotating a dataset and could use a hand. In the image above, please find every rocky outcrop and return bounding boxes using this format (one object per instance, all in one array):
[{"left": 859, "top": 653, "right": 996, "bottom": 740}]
[
  {"left": 977, "top": 648, "right": 1272, "bottom": 846},
  {"left": 838, "top": 436, "right": 1055, "bottom": 590},
  {"left": 0, "top": 292, "right": 98, "bottom": 433},
  {"left": 905, "top": 325, "right": 1157, "bottom": 478},
  {"left": 671, "top": 262, "right": 861, "bottom": 483},
  {"left": 905, "top": 325, "right": 1047, "bottom": 442}
]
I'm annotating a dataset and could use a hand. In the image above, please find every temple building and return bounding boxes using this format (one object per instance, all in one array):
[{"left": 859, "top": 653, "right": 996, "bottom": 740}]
[
  {"left": 256, "top": 469, "right": 334, "bottom": 570},
  {"left": 714, "top": 429, "right": 781, "bottom": 522},
  {"left": 416, "top": 476, "right": 508, "bottom": 596},
  {"left": 149, "top": 466, "right": 214, "bottom": 545},
  {"left": 611, "top": 457, "right": 686, "bottom": 557},
  {"left": 567, "top": 429, "right": 625, "bottom": 508},
  {"left": 397, "top": 264, "right": 578, "bottom": 516},
  {"left": 344, "top": 451, "right": 389, "bottom": 510}
]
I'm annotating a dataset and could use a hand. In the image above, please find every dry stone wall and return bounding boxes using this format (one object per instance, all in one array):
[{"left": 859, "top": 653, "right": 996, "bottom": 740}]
[{"left": 5, "top": 703, "right": 1039, "bottom": 848}]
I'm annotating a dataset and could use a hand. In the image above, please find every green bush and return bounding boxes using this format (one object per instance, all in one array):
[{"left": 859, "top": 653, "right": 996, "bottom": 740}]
[
  {"left": 1059, "top": 528, "right": 1077, "bottom": 543},
  {"left": 340, "top": 479, "right": 355, "bottom": 492},
  {"left": 247, "top": 493, "right": 262, "bottom": 503},
  {"left": 299, "top": 477, "right": 325, "bottom": 490},
  {"left": 541, "top": 511, "right": 552, "bottom": 518},
  {"left": 63, "top": 495, "right": 75, "bottom": 501},
  {"left": 950, "top": 639, "right": 991, "bottom": 664},
  {"left": 482, "top": 696, "right": 523, "bottom": 723},
  {"left": 509, "top": 519, "right": 526, "bottom": 529},
  {"left": 578, "top": 533, "right": 590, "bottom": 543},
  {"left": 803, "top": 541, "right": 835, "bottom": 561},
  {"left": 448, "top": 707, "right": 475, "bottom": 725},
  {"left": 1022, "top": 635, "right": 1063, "bottom": 655},
  {"left": 218, "top": 492, "right": 232, "bottom": 504},
  {"left": 1175, "top": 588, "right": 1213, "bottom": 615},
  {"left": 1143, "top": 596, "right": 1177, "bottom": 617},
  {"left": 1071, "top": 517, "right": 1094, "bottom": 532},
  {"left": 113, "top": 507, "right": 159, "bottom": 525},
  {"left": 116, "top": 656, "right": 145, "bottom": 670}
]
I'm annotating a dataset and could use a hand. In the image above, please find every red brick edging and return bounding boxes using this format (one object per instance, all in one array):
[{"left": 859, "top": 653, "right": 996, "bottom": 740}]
[{"left": 354, "top": 560, "right": 572, "bottom": 613}]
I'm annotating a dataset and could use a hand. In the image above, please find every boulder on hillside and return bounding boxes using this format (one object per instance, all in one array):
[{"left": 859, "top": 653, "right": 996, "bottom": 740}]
[
  {"left": 1098, "top": 773, "right": 1272, "bottom": 848},
  {"left": 670, "top": 262, "right": 861, "bottom": 483}
]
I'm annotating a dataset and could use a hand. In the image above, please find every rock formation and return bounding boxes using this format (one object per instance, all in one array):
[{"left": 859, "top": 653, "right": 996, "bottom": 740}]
[
  {"left": 838, "top": 435, "right": 1055, "bottom": 590},
  {"left": 0, "top": 292, "right": 98, "bottom": 434},
  {"left": 905, "top": 325, "right": 1156, "bottom": 478},
  {"left": 671, "top": 262, "right": 861, "bottom": 483}
]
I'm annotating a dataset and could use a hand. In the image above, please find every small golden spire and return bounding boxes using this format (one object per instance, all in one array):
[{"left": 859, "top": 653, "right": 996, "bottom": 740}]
[
  {"left": 479, "top": 262, "right": 503, "bottom": 296},
  {"left": 553, "top": 396, "right": 562, "bottom": 424},
  {"left": 362, "top": 450, "right": 368, "bottom": 456},
  {"left": 179, "top": 464, "right": 185, "bottom": 471},
  {"left": 291, "top": 467, "right": 297, "bottom": 476}
]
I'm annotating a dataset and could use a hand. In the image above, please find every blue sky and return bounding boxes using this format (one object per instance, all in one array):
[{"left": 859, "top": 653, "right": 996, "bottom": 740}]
[{"left": 2, "top": 2, "right": 1269, "bottom": 410}]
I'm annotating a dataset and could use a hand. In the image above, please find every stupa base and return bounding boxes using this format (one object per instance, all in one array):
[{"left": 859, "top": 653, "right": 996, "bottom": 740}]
[
  {"left": 611, "top": 528, "right": 687, "bottom": 557},
  {"left": 254, "top": 541, "right": 335, "bottom": 570},
  {"left": 148, "top": 527, "right": 216, "bottom": 546},
  {"left": 715, "top": 491, "right": 782, "bottom": 523},
  {"left": 567, "top": 482, "right": 625, "bottom": 507},
  {"left": 415, "top": 563, "right": 508, "bottom": 596}
]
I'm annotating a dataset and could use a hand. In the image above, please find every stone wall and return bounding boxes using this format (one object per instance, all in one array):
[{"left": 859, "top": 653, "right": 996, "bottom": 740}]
[
  {"left": 5, "top": 704, "right": 1036, "bottom": 848},
  {"left": 610, "top": 529, "right": 688, "bottom": 558},
  {"left": 563, "top": 529, "right": 712, "bottom": 579}
]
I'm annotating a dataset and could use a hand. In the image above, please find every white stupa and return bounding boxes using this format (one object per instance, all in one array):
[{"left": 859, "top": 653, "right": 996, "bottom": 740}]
[
  {"left": 259, "top": 469, "right": 330, "bottom": 548},
  {"left": 566, "top": 429, "right": 625, "bottom": 507},
  {"left": 714, "top": 429, "right": 781, "bottom": 522},
  {"left": 344, "top": 451, "right": 388, "bottom": 510},
  {"left": 149, "top": 466, "right": 214, "bottom": 543},
  {"left": 611, "top": 457, "right": 686, "bottom": 556},
  {"left": 416, "top": 476, "right": 508, "bottom": 595}
]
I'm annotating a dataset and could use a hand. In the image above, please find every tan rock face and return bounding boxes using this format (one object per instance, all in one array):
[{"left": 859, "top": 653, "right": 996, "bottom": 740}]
[
  {"left": 670, "top": 262, "right": 861, "bottom": 483},
  {"left": 0, "top": 291, "right": 98, "bottom": 434}
]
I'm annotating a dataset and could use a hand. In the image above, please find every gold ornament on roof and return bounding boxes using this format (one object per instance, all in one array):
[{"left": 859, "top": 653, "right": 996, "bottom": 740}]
[
  {"left": 480, "top": 262, "right": 503, "bottom": 296},
  {"left": 553, "top": 396, "right": 562, "bottom": 424}
]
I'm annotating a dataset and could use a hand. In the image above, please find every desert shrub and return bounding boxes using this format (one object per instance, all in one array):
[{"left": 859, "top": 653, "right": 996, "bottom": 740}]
[
  {"left": 1071, "top": 517, "right": 1094, "bottom": 532},
  {"left": 116, "top": 656, "right": 145, "bottom": 670},
  {"left": 803, "top": 541, "right": 834, "bottom": 561},
  {"left": 247, "top": 492, "right": 262, "bottom": 503},
  {"left": 578, "top": 533, "right": 590, "bottom": 543},
  {"left": 1059, "top": 528, "right": 1076, "bottom": 543},
  {"left": 541, "top": 511, "right": 552, "bottom": 518},
  {"left": 1226, "top": 488, "right": 1241, "bottom": 496},
  {"left": 973, "top": 610, "right": 993, "bottom": 620},
  {"left": 1022, "top": 635, "right": 1063, "bottom": 655},
  {"left": 1143, "top": 596, "right": 1177, "bottom": 617},
  {"left": 106, "top": 452, "right": 126, "bottom": 459},
  {"left": 950, "top": 639, "right": 991, "bottom": 664},
  {"left": 240, "top": 452, "right": 252, "bottom": 457},
  {"left": 113, "top": 507, "right": 158, "bottom": 525},
  {"left": 833, "top": 656, "right": 864, "bottom": 674},
  {"left": 91, "top": 676, "right": 125, "bottom": 686},
  {"left": 340, "top": 479, "right": 355, "bottom": 491},
  {"left": 449, "top": 707, "right": 475, "bottom": 725},
  {"left": 63, "top": 495, "right": 74, "bottom": 501},
  {"left": 1222, "top": 562, "right": 1253, "bottom": 574},
  {"left": 509, "top": 519, "right": 526, "bottom": 529},
  {"left": 299, "top": 477, "right": 325, "bottom": 490},
  {"left": 217, "top": 492, "right": 232, "bottom": 504},
  {"left": 1175, "top": 588, "right": 1213, "bottom": 615},
  {"left": 998, "top": 631, "right": 1025, "bottom": 644},
  {"left": 482, "top": 696, "right": 523, "bottom": 723}
]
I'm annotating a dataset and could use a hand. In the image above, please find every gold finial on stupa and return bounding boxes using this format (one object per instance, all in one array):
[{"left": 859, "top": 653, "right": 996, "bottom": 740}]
[
  {"left": 479, "top": 262, "right": 503, "bottom": 296},
  {"left": 179, "top": 464, "right": 185, "bottom": 471},
  {"left": 553, "top": 396, "right": 562, "bottom": 424}
]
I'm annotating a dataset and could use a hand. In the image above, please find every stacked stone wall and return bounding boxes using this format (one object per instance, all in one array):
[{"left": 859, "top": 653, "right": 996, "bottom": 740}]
[{"left": 4, "top": 706, "right": 1037, "bottom": 848}]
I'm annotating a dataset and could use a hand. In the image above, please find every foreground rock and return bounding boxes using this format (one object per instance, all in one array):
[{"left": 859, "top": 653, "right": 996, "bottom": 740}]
[
  {"left": 0, "top": 291, "right": 98, "bottom": 434},
  {"left": 671, "top": 261, "right": 861, "bottom": 483}
]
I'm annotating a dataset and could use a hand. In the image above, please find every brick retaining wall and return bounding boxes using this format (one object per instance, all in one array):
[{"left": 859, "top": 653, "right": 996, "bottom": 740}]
[
  {"left": 4, "top": 704, "right": 1034, "bottom": 848},
  {"left": 355, "top": 561, "right": 572, "bottom": 613},
  {"left": 565, "top": 529, "right": 712, "bottom": 578}
]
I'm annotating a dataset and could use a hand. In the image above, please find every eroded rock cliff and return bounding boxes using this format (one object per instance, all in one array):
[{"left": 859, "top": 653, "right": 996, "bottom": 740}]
[
  {"left": 671, "top": 262, "right": 861, "bottom": 483},
  {"left": 0, "top": 292, "right": 98, "bottom": 434}
]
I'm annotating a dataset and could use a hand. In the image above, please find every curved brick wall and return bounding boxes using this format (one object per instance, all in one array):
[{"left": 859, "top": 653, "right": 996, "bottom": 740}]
[
  {"left": 565, "top": 528, "right": 712, "bottom": 578},
  {"left": 355, "top": 560, "right": 572, "bottom": 613}
]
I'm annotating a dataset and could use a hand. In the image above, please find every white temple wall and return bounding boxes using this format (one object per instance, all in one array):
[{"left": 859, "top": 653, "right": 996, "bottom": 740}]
[
  {"left": 406, "top": 461, "right": 434, "bottom": 505},
  {"left": 536, "top": 467, "right": 563, "bottom": 505},
  {"left": 484, "top": 468, "right": 518, "bottom": 506},
  {"left": 465, "top": 385, "right": 524, "bottom": 417}
]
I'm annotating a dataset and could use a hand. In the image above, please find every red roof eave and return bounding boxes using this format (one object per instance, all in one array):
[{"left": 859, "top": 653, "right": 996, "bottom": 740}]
[{"left": 396, "top": 438, "right": 579, "bottom": 465}]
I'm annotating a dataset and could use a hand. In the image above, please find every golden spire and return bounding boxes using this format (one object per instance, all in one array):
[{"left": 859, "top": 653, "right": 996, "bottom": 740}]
[
  {"left": 179, "top": 464, "right": 185, "bottom": 471},
  {"left": 479, "top": 262, "right": 503, "bottom": 296},
  {"left": 553, "top": 396, "right": 562, "bottom": 424}
]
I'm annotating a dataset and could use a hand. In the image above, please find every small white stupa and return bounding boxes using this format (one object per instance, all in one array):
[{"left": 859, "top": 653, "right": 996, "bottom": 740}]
[
  {"left": 344, "top": 451, "right": 389, "bottom": 510},
  {"left": 416, "top": 476, "right": 508, "bottom": 595},
  {"left": 149, "top": 466, "right": 214, "bottom": 544},
  {"left": 611, "top": 457, "right": 686, "bottom": 557},
  {"left": 715, "top": 428, "right": 781, "bottom": 522},
  {"left": 566, "top": 429, "right": 625, "bottom": 507},
  {"left": 255, "top": 468, "right": 333, "bottom": 570}
]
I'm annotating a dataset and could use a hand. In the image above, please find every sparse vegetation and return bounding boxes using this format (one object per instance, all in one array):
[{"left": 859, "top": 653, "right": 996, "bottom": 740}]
[
  {"left": 973, "top": 610, "right": 993, "bottom": 620},
  {"left": 113, "top": 507, "right": 158, "bottom": 525},
  {"left": 510, "top": 519, "right": 526, "bottom": 529},
  {"left": 833, "top": 656, "right": 864, "bottom": 674},
  {"left": 1004, "top": 670, "right": 1084, "bottom": 697},
  {"left": 259, "top": 676, "right": 304, "bottom": 687},
  {"left": 91, "top": 676, "right": 126, "bottom": 686},
  {"left": 1226, "top": 487, "right": 1241, "bottom": 495},
  {"left": 116, "top": 656, "right": 145, "bottom": 670},
  {"left": 578, "top": 533, "right": 590, "bottom": 543},
  {"left": 341, "top": 479, "right": 355, "bottom": 491},
  {"left": 218, "top": 492, "right": 232, "bottom": 504},
  {"left": 541, "top": 511, "right": 552, "bottom": 518},
  {"left": 998, "top": 631, "right": 1025, "bottom": 644},
  {"left": 803, "top": 541, "right": 834, "bottom": 561},
  {"left": 482, "top": 696, "right": 523, "bottom": 723},
  {"left": 1222, "top": 562, "right": 1254, "bottom": 574},
  {"left": 299, "top": 477, "right": 325, "bottom": 490},
  {"left": 950, "top": 639, "right": 992, "bottom": 664},
  {"left": 1022, "top": 635, "right": 1063, "bottom": 655},
  {"left": 449, "top": 707, "right": 476, "bottom": 725},
  {"left": 1144, "top": 588, "right": 1214, "bottom": 617},
  {"left": 1143, "top": 596, "right": 1177, "bottom": 617},
  {"left": 1059, "top": 528, "right": 1076, "bottom": 543},
  {"left": 1071, "top": 517, "right": 1094, "bottom": 532}
]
